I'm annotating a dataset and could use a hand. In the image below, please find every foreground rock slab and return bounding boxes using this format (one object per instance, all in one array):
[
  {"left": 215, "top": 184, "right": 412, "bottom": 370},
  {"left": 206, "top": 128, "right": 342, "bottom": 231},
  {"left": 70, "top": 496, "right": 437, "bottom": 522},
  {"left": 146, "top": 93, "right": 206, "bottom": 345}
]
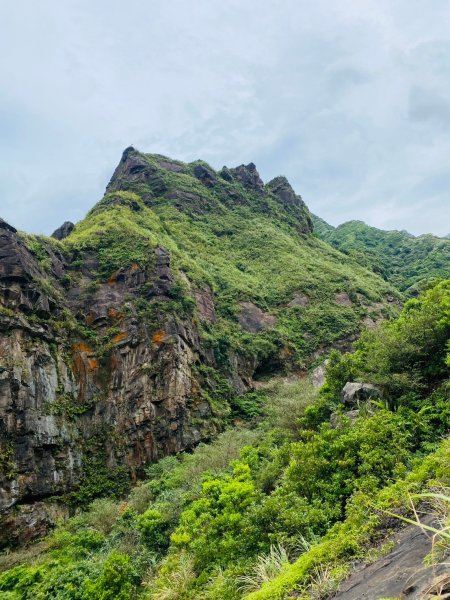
[{"left": 334, "top": 516, "right": 449, "bottom": 600}]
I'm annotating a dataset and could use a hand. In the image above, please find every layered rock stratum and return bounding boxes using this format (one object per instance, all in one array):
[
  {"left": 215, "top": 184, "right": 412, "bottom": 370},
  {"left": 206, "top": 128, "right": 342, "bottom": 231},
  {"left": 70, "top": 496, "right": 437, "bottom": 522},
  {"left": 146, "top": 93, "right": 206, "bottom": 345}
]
[{"left": 0, "top": 148, "right": 400, "bottom": 545}]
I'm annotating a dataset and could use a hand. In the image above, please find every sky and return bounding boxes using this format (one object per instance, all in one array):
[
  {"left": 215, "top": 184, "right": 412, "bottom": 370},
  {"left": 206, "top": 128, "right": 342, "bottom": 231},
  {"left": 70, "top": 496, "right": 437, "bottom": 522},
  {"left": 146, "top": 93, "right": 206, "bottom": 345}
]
[{"left": 1, "top": 0, "right": 449, "bottom": 236}]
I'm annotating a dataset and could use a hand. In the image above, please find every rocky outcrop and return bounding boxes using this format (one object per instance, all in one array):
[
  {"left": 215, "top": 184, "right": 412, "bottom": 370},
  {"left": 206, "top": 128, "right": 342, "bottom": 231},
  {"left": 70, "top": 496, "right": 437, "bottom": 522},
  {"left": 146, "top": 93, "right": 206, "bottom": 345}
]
[
  {"left": 287, "top": 292, "right": 310, "bottom": 308},
  {"left": 193, "top": 164, "right": 217, "bottom": 188},
  {"left": 228, "top": 163, "right": 265, "bottom": 194},
  {"left": 0, "top": 219, "right": 248, "bottom": 547},
  {"left": 335, "top": 516, "right": 449, "bottom": 599},
  {"left": 107, "top": 146, "right": 168, "bottom": 200},
  {"left": 193, "top": 286, "right": 216, "bottom": 323},
  {"left": 238, "top": 302, "right": 277, "bottom": 333},
  {"left": 341, "top": 382, "right": 381, "bottom": 407},
  {"left": 51, "top": 221, "right": 74, "bottom": 240},
  {"left": 266, "top": 176, "right": 313, "bottom": 234},
  {"left": 335, "top": 291, "right": 353, "bottom": 306}
]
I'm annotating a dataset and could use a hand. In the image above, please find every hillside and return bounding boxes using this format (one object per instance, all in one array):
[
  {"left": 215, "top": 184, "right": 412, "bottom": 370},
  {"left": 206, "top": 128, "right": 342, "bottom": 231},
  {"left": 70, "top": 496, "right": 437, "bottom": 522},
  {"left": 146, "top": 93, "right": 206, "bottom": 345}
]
[
  {"left": 0, "top": 148, "right": 402, "bottom": 546},
  {"left": 312, "top": 216, "right": 450, "bottom": 292},
  {"left": 1, "top": 280, "right": 448, "bottom": 599}
]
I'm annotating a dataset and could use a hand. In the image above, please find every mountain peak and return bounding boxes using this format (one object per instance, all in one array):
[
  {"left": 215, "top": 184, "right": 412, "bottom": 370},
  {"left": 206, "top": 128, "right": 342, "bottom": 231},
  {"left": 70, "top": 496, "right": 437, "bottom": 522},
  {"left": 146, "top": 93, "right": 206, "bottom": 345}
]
[
  {"left": 225, "top": 162, "right": 265, "bottom": 194},
  {"left": 266, "top": 175, "right": 313, "bottom": 234}
]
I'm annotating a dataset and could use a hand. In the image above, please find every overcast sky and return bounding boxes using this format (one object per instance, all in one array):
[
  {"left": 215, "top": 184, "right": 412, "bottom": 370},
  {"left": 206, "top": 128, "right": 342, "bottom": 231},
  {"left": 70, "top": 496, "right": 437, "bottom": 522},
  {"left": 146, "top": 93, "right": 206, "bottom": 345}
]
[{"left": 1, "top": 1, "right": 449, "bottom": 236}]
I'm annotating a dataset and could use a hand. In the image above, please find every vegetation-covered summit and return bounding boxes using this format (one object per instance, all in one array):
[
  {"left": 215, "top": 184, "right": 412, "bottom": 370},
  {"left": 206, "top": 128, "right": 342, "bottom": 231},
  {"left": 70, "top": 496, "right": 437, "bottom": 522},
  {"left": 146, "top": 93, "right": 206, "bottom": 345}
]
[
  {"left": 61, "top": 148, "right": 400, "bottom": 371},
  {"left": 312, "top": 216, "right": 450, "bottom": 293}
]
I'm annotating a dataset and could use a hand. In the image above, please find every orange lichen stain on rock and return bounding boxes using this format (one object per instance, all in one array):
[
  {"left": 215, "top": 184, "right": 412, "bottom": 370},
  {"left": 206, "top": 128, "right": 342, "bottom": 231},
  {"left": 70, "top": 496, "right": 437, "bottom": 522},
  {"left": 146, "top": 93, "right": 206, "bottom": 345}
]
[
  {"left": 108, "top": 271, "right": 118, "bottom": 285},
  {"left": 152, "top": 330, "right": 166, "bottom": 345},
  {"left": 71, "top": 341, "right": 99, "bottom": 400},
  {"left": 72, "top": 341, "right": 99, "bottom": 375},
  {"left": 107, "top": 307, "right": 124, "bottom": 320},
  {"left": 87, "top": 356, "right": 99, "bottom": 370},
  {"left": 112, "top": 331, "right": 128, "bottom": 344},
  {"left": 74, "top": 341, "right": 94, "bottom": 354}
]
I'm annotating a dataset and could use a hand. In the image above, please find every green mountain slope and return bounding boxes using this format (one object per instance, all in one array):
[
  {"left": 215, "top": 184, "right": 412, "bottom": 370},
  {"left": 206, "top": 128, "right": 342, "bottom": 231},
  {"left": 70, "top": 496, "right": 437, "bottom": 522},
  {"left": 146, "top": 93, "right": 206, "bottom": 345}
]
[
  {"left": 312, "top": 216, "right": 450, "bottom": 293},
  {"left": 1, "top": 281, "right": 448, "bottom": 599},
  {"left": 64, "top": 148, "right": 400, "bottom": 371},
  {"left": 0, "top": 147, "right": 403, "bottom": 548}
]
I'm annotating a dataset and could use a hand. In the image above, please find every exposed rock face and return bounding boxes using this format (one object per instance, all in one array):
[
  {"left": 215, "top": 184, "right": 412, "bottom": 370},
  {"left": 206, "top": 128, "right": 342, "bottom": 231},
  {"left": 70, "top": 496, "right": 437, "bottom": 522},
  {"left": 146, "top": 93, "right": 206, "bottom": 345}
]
[
  {"left": 238, "top": 302, "right": 277, "bottom": 333},
  {"left": 288, "top": 292, "right": 310, "bottom": 308},
  {"left": 228, "top": 163, "right": 265, "bottom": 194},
  {"left": 193, "top": 164, "right": 217, "bottom": 188},
  {"left": 341, "top": 382, "right": 381, "bottom": 407},
  {"left": 107, "top": 146, "right": 168, "bottom": 200},
  {"left": 193, "top": 286, "right": 216, "bottom": 323},
  {"left": 334, "top": 516, "right": 449, "bottom": 599},
  {"left": 266, "top": 176, "right": 313, "bottom": 234},
  {"left": 335, "top": 291, "right": 353, "bottom": 306},
  {"left": 0, "top": 219, "right": 247, "bottom": 547},
  {"left": 51, "top": 221, "right": 74, "bottom": 240},
  {"left": 0, "top": 502, "right": 69, "bottom": 548}
]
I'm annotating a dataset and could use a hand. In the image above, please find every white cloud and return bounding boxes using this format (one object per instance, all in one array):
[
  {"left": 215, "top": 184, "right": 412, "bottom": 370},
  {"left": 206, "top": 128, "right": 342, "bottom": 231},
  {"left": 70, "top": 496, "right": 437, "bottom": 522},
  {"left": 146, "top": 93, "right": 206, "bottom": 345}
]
[{"left": 0, "top": 0, "right": 449, "bottom": 236}]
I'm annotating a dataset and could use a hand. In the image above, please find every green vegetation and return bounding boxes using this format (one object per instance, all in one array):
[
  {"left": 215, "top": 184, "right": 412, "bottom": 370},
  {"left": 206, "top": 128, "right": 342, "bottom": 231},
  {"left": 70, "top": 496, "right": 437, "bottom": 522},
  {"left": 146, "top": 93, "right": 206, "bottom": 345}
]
[
  {"left": 2, "top": 281, "right": 448, "bottom": 598},
  {"left": 312, "top": 216, "right": 450, "bottom": 293},
  {"left": 60, "top": 153, "right": 400, "bottom": 373}
]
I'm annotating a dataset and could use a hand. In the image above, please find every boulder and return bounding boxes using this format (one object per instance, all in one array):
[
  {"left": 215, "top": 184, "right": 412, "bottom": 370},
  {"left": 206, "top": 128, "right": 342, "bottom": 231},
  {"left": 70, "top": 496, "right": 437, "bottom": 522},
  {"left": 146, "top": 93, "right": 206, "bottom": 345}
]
[
  {"left": 51, "top": 221, "right": 74, "bottom": 240},
  {"left": 193, "top": 164, "right": 217, "bottom": 188},
  {"left": 341, "top": 382, "right": 381, "bottom": 407},
  {"left": 334, "top": 515, "right": 449, "bottom": 600},
  {"left": 238, "top": 302, "right": 277, "bottom": 333}
]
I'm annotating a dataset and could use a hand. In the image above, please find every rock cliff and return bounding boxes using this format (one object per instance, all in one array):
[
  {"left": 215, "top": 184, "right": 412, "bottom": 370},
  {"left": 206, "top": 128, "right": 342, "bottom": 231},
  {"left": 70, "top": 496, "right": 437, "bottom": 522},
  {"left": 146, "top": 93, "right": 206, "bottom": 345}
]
[{"left": 0, "top": 148, "right": 400, "bottom": 546}]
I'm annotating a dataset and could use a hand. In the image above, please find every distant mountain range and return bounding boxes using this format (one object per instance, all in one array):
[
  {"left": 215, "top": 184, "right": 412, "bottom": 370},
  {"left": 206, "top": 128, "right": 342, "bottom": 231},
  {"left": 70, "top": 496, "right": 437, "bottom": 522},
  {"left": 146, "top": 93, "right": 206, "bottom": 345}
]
[{"left": 312, "top": 216, "right": 450, "bottom": 292}]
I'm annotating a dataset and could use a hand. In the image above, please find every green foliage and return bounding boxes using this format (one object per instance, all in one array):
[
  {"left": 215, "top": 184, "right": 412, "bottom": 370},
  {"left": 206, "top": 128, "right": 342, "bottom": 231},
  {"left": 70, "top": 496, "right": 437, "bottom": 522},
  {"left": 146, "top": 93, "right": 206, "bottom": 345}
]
[
  {"left": 60, "top": 153, "right": 401, "bottom": 372},
  {"left": 82, "top": 551, "right": 138, "bottom": 600},
  {"left": 171, "top": 462, "right": 259, "bottom": 570},
  {"left": 138, "top": 509, "right": 171, "bottom": 553},
  {"left": 3, "top": 211, "right": 450, "bottom": 600},
  {"left": 323, "top": 280, "right": 450, "bottom": 407},
  {"left": 313, "top": 217, "right": 450, "bottom": 292},
  {"left": 68, "top": 436, "right": 130, "bottom": 507}
]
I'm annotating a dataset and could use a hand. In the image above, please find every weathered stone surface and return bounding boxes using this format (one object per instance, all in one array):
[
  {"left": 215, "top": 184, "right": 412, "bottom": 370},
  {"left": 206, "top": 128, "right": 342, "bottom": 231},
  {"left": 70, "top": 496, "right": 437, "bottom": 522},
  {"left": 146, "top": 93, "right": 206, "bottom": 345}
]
[
  {"left": 107, "top": 146, "right": 167, "bottom": 198},
  {"left": 156, "top": 158, "right": 184, "bottom": 173},
  {"left": 194, "top": 286, "right": 216, "bottom": 323},
  {"left": 0, "top": 218, "right": 17, "bottom": 233},
  {"left": 288, "top": 292, "right": 310, "bottom": 308},
  {"left": 266, "top": 176, "right": 313, "bottom": 234},
  {"left": 335, "top": 291, "right": 353, "bottom": 306},
  {"left": 238, "top": 302, "right": 277, "bottom": 333},
  {"left": 0, "top": 222, "right": 256, "bottom": 547},
  {"left": 193, "top": 164, "right": 217, "bottom": 188},
  {"left": 0, "top": 502, "right": 69, "bottom": 548},
  {"left": 334, "top": 516, "right": 449, "bottom": 600},
  {"left": 341, "top": 382, "right": 381, "bottom": 407},
  {"left": 310, "top": 360, "right": 328, "bottom": 388},
  {"left": 330, "top": 409, "right": 360, "bottom": 428},
  {"left": 228, "top": 163, "right": 265, "bottom": 194},
  {"left": 51, "top": 221, "right": 74, "bottom": 240}
]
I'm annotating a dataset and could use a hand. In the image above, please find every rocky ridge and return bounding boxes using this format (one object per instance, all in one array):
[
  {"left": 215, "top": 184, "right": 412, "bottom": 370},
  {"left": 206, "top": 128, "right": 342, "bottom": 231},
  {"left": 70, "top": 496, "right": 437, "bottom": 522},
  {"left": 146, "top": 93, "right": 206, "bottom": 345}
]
[{"left": 0, "top": 148, "right": 399, "bottom": 545}]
